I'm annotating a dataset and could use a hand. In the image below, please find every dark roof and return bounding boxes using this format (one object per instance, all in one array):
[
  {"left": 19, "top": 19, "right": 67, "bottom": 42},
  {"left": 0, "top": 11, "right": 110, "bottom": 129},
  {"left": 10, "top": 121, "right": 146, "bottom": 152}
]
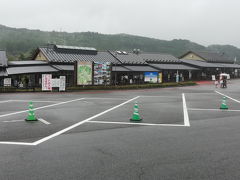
[
  {"left": 109, "top": 51, "right": 146, "bottom": 64},
  {"left": 140, "top": 53, "right": 180, "bottom": 63},
  {"left": 112, "top": 65, "right": 131, "bottom": 72},
  {"left": 150, "top": 63, "right": 199, "bottom": 70},
  {"left": 181, "top": 59, "right": 224, "bottom": 68},
  {"left": 220, "top": 63, "right": 240, "bottom": 68},
  {"left": 0, "top": 51, "right": 8, "bottom": 67},
  {"left": 124, "top": 65, "right": 159, "bottom": 72},
  {"left": 180, "top": 51, "right": 233, "bottom": 63},
  {"left": 52, "top": 65, "right": 74, "bottom": 71},
  {"left": 6, "top": 66, "right": 58, "bottom": 75},
  {"left": 8, "top": 60, "right": 48, "bottom": 66},
  {"left": 38, "top": 47, "right": 120, "bottom": 64}
]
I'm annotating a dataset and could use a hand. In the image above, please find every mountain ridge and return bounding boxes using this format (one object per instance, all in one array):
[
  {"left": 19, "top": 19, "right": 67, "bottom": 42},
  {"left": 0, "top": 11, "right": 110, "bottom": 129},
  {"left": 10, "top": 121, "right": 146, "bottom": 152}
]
[{"left": 0, "top": 24, "right": 239, "bottom": 62}]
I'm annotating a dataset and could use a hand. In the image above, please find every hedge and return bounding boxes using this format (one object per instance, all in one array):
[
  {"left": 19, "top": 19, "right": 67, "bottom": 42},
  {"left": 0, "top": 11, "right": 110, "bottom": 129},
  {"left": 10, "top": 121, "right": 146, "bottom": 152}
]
[{"left": 0, "top": 81, "right": 196, "bottom": 93}]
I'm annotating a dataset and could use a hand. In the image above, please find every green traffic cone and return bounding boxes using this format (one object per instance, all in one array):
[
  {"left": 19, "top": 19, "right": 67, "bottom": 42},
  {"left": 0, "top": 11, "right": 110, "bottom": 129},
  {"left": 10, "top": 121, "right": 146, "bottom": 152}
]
[
  {"left": 220, "top": 97, "right": 228, "bottom": 110},
  {"left": 25, "top": 101, "right": 38, "bottom": 121},
  {"left": 130, "top": 102, "right": 142, "bottom": 121}
]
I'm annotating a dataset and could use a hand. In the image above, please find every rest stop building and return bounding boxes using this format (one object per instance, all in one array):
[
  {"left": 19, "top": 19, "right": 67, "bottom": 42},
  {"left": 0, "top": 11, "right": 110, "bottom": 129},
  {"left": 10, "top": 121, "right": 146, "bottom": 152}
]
[{"left": 0, "top": 44, "right": 240, "bottom": 89}]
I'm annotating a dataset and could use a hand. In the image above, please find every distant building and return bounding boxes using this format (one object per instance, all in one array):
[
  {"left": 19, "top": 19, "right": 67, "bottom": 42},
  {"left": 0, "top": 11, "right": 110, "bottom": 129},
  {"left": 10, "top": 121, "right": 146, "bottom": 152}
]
[
  {"left": 1, "top": 45, "right": 240, "bottom": 89},
  {"left": 180, "top": 51, "right": 240, "bottom": 79}
]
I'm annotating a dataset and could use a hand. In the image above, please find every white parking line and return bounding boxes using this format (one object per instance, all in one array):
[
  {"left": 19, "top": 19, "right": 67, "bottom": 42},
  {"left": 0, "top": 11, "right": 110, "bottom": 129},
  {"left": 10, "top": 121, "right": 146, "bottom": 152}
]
[
  {"left": 0, "top": 98, "right": 86, "bottom": 118},
  {"left": 84, "top": 98, "right": 128, "bottom": 100},
  {"left": 0, "top": 141, "right": 35, "bottom": 146},
  {"left": 215, "top": 91, "right": 240, "bottom": 103},
  {"left": 11, "top": 100, "right": 62, "bottom": 103},
  {"left": 3, "top": 120, "right": 24, "bottom": 123},
  {"left": 140, "top": 96, "right": 180, "bottom": 98},
  {"left": 0, "top": 96, "right": 139, "bottom": 146},
  {"left": 88, "top": 120, "right": 186, "bottom": 127},
  {"left": 32, "top": 96, "right": 139, "bottom": 146},
  {"left": 182, "top": 93, "right": 190, "bottom": 127},
  {"left": 38, "top": 118, "right": 51, "bottom": 125},
  {"left": 0, "top": 100, "right": 12, "bottom": 104},
  {"left": 188, "top": 108, "right": 240, "bottom": 112}
]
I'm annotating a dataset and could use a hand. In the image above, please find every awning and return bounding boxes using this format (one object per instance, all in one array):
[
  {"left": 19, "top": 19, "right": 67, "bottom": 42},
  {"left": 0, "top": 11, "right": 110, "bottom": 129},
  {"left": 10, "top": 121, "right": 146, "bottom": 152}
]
[
  {"left": 150, "top": 63, "right": 198, "bottom": 70},
  {"left": 124, "top": 65, "right": 159, "bottom": 72},
  {"left": 6, "top": 66, "right": 59, "bottom": 75},
  {"left": 219, "top": 63, "right": 240, "bottom": 68},
  {"left": 112, "top": 66, "right": 130, "bottom": 72},
  {"left": 52, "top": 65, "right": 74, "bottom": 71},
  {"left": 181, "top": 59, "right": 224, "bottom": 68}
]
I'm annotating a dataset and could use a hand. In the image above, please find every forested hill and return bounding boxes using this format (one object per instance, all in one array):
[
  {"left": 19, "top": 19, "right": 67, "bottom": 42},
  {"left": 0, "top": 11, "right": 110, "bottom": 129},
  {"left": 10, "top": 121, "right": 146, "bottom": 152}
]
[{"left": 0, "top": 24, "right": 239, "bottom": 62}]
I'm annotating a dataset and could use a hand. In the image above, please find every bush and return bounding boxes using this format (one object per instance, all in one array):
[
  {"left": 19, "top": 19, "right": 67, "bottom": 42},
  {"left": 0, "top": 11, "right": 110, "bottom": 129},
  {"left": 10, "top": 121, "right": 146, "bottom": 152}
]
[{"left": 67, "top": 81, "right": 196, "bottom": 91}]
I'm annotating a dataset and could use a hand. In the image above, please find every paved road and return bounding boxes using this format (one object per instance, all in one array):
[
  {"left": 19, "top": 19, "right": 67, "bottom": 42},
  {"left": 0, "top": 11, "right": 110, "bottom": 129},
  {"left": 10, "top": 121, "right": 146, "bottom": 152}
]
[{"left": 1, "top": 80, "right": 240, "bottom": 179}]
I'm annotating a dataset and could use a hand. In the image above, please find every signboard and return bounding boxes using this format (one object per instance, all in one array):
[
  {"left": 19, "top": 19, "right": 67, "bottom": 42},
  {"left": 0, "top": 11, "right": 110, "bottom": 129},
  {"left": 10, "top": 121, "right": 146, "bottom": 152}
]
[
  {"left": 77, "top": 62, "right": 93, "bottom": 85},
  {"left": 59, "top": 76, "right": 66, "bottom": 91},
  {"left": 158, "top": 72, "right": 162, "bottom": 83},
  {"left": 94, "top": 62, "right": 111, "bottom": 85},
  {"left": 144, "top": 72, "right": 158, "bottom": 83},
  {"left": 42, "top": 74, "right": 52, "bottom": 91},
  {"left": 4, "top": 78, "right": 11, "bottom": 87},
  {"left": 212, "top": 75, "right": 216, "bottom": 81},
  {"left": 51, "top": 79, "right": 60, "bottom": 87}
]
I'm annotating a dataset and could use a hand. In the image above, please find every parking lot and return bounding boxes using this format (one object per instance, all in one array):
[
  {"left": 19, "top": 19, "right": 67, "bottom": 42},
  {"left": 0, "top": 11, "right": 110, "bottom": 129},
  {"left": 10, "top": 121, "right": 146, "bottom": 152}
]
[{"left": 1, "top": 80, "right": 240, "bottom": 179}]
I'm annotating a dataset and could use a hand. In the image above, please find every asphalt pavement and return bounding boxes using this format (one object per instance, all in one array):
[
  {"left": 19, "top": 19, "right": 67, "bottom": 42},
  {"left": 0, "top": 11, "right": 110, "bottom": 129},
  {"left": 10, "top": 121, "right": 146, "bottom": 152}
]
[{"left": 1, "top": 80, "right": 240, "bottom": 179}]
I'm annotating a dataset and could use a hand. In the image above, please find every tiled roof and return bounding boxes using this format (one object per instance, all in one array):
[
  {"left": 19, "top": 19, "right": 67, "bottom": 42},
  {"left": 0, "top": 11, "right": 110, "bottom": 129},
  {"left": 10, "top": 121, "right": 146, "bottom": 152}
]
[
  {"left": 109, "top": 51, "right": 146, "bottom": 64},
  {"left": 39, "top": 47, "right": 120, "bottom": 64},
  {"left": 124, "top": 65, "right": 159, "bottom": 72},
  {"left": 181, "top": 59, "right": 225, "bottom": 68},
  {"left": 140, "top": 53, "right": 180, "bottom": 63},
  {"left": 180, "top": 51, "right": 234, "bottom": 63},
  {"left": 0, "top": 51, "right": 8, "bottom": 67},
  {"left": 149, "top": 63, "right": 198, "bottom": 70},
  {"left": 195, "top": 51, "right": 233, "bottom": 63}
]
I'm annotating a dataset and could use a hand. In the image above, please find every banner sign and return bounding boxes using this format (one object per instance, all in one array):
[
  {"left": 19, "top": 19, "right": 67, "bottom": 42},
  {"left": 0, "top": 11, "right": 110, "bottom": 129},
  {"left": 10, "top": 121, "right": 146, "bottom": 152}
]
[
  {"left": 42, "top": 74, "right": 52, "bottom": 91},
  {"left": 77, "top": 62, "right": 93, "bottom": 85},
  {"left": 94, "top": 62, "right": 111, "bottom": 85},
  {"left": 59, "top": 76, "right": 66, "bottom": 91},
  {"left": 144, "top": 72, "right": 158, "bottom": 83},
  {"left": 4, "top": 78, "right": 11, "bottom": 87}
]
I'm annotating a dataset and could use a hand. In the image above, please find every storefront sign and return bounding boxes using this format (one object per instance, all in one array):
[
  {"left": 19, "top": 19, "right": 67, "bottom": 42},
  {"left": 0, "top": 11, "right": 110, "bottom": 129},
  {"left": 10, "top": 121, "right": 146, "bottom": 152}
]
[
  {"left": 51, "top": 79, "right": 60, "bottom": 87},
  {"left": 59, "top": 76, "right": 66, "bottom": 91},
  {"left": 42, "top": 74, "right": 52, "bottom": 91},
  {"left": 94, "top": 62, "right": 111, "bottom": 85},
  {"left": 212, "top": 75, "right": 216, "bottom": 81},
  {"left": 4, "top": 78, "right": 11, "bottom": 87},
  {"left": 144, "top": 72, "right": 158, "bottom": 83},
  {"left": 158, "top": 72, "right": 162, "bottom": 83},
  {"left": 77, "top": 62, "right": 93, "bottom": 85}
]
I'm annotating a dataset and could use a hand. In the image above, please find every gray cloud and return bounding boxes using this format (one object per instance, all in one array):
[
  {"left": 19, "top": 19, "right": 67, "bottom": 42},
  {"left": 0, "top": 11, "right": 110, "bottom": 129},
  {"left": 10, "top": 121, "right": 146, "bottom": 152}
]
[{"left": 0, "top": 0, "right": 239, "bottom": 47}]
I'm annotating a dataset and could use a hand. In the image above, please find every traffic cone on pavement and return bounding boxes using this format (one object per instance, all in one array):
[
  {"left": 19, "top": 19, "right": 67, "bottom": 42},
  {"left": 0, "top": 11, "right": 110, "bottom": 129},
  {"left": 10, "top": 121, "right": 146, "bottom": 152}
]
[
  {"left": 130, "top": 102, "right": 142, "bottom": 121},
  {"left": 220, "top": 97, "right": 228, "bottom": 110},
  {"left": 25, "top": 101, "right": 38, "bottom": 121}
]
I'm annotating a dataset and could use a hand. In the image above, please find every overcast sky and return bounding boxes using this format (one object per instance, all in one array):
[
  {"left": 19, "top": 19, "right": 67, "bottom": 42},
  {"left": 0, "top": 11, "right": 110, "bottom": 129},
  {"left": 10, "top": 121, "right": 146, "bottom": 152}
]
[{"left": 1, "top": 0, "right": 240, "bottom": 47}]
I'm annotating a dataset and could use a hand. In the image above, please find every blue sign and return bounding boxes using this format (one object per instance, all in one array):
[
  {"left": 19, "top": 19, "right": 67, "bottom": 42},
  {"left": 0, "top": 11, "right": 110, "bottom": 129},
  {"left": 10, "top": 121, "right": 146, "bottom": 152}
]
[{"left": 144, "top": 72, "right": 158, "bottom": 83}]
